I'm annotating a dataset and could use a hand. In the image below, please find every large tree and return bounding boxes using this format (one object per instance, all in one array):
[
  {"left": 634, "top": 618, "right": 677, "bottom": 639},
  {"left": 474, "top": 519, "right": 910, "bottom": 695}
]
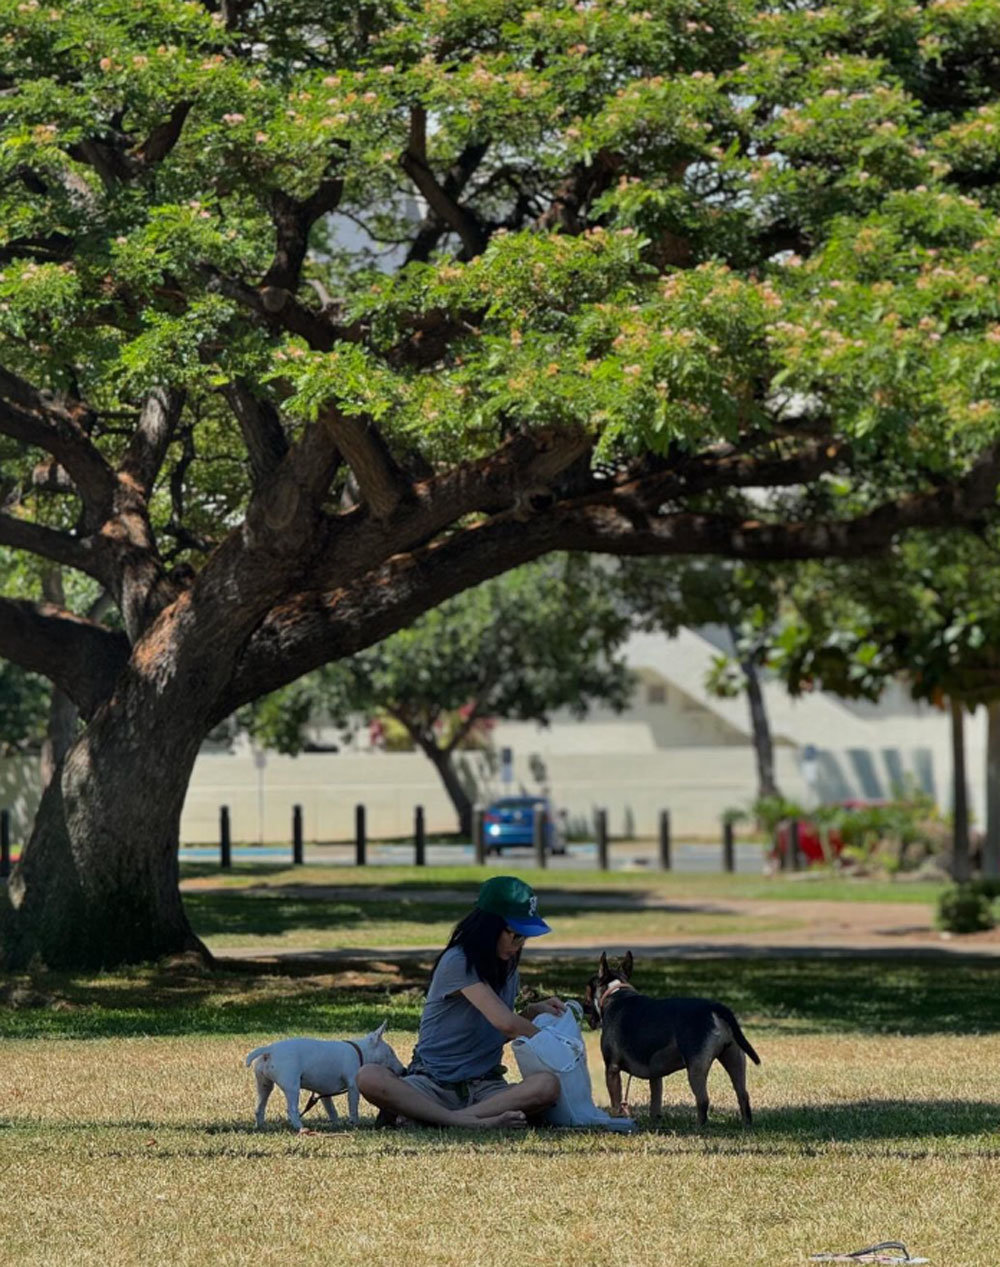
[
  {"left": 245, "top": 557, "right": 633, "bottom": 835},
  {"left": 4, "top": 0, "right": 1000, "bottom": 967}
]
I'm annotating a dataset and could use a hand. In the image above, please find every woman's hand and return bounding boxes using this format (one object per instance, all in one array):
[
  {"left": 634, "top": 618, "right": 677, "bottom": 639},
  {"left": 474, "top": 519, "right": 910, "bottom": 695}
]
[{"left": 522, "top": 997, "right": 566, "bottom": 1020}]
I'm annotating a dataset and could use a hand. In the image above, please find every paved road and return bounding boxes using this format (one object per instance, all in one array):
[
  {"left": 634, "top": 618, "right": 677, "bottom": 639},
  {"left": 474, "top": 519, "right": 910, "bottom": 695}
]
[{"left": 179, "top": 839, "right": 768, "bottom": 874}]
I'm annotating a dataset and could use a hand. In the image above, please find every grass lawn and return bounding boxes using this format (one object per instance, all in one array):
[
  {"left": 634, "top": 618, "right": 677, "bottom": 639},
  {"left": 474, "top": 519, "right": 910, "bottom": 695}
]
[
  {"left": 3, "top": 954, "right": 1000, "bottom": 1266},
  {"left": 3, "top": 871, "right": 996, "bottom": 1267},
  {"left": 176, "top": 862, "right": 941, "bottom": 957},
  {"left": 181, "top": 859, "right": 951, "bottom": 905}
]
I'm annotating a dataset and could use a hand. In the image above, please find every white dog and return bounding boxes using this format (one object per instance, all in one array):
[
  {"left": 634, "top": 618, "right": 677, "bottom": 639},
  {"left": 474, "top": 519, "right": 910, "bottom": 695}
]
[{"left": 245, "top": 1021, "right": 405, "bottom": 1131}]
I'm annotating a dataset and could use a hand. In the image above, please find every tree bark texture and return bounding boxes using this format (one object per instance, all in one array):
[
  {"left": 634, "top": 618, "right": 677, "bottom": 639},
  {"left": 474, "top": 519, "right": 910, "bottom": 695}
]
[
  {"left": 950, "top": 697, "right": 971, "bottom": 882},
  {"left": 985, "top": 700, "right": 1000, "bottom": 879},
  {"left": 418, "top": 737, "right": 475, "bottom": 839},
  {"left": 739, "top": 653, "right": 780, "bottom": 801}
]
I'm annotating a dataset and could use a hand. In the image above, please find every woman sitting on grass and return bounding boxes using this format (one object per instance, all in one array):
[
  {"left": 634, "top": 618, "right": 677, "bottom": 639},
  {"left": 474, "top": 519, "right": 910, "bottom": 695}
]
[{"left": 357, "top": 875, "right": 564, "bottom": 1129}]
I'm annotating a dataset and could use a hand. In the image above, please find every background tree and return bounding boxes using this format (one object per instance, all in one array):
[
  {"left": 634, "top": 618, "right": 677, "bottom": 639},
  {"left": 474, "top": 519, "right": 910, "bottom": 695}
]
[
  {"left": 246, "top": 557, "right": 633, "bottom": 835},
  {"left": 619, "top": 558, "right": 786, "bottom": 800},
  {"left": 4, "top": 1, "right": 1000, "bottom": 966},
  {"left": 769, "top": 530, "right": 1000, "bottom": 879}
]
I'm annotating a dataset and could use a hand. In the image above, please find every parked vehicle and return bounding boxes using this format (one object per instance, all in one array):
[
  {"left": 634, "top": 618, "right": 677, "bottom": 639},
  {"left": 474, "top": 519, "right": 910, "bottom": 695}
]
[{"left": 482, "top": 796, "right": 564, "bottom": 854}]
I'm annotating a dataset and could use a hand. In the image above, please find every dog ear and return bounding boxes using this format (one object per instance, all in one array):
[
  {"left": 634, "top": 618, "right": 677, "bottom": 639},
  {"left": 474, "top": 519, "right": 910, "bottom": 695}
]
[
  {"left": 598, "top": 951, "right": 609, "bottom": 979},
  {"left": 374, "top": 1020, "right": 387, "bottom": 1039},
  {"left": 621, "top": 951, "right": 633, "bottom": 980}
]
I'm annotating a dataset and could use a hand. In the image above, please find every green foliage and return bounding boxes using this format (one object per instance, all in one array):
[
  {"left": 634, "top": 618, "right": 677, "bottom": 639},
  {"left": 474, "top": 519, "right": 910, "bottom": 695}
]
[
  {"left": 0, "top": 660, "right": 48, "bottom": 752},
  {"left": 936, "top": 884, "right": 996, "bottom": 934},
  {"left": 751, "top": 795, "right": 804, "bottom": 836}
]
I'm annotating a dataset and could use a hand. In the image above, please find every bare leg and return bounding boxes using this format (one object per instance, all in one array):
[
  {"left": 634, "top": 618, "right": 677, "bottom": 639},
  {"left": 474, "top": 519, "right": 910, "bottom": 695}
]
[
  {"left": 649, "top": 1076, "right": 663, "bottom": 1123},
  {"left": 356, "top": 1066, "right": 537, "bottom": 1129},
  {"left": 718, "top": 1045, "right": 752, "bottom": 1126},
  {"left": 466, "top": 1072, "right": 559, "bottom": 1119}
]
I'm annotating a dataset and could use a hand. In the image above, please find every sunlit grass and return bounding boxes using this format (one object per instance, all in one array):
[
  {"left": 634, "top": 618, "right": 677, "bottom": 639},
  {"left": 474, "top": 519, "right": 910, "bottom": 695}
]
[
  {"left": 179, "top": 859, "right": 949, "bottom": 904},
  {"left": 3, "top": 1027, "right": 999, "bottom": 1267}
]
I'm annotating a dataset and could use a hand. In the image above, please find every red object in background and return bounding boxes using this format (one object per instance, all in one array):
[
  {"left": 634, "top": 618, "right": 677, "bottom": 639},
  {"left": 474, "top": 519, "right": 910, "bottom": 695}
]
[
  {"left": 775, "top": 818, "right": 844, "bottom": 862},
  {"left": 774, "top": 799, "right": 883, "bottom": 862}
]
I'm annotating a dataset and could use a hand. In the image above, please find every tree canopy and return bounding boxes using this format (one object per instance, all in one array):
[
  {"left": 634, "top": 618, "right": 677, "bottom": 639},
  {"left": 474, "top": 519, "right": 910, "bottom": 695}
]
[{"left": 4, "top": 0, "right": 1000, "bottom": 966}]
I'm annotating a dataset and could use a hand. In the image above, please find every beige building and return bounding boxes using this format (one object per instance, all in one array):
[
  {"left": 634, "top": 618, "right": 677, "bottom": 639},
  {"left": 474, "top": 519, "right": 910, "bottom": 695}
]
[{"left": 2, "top": 628, "right": 980, "bottom": 843}]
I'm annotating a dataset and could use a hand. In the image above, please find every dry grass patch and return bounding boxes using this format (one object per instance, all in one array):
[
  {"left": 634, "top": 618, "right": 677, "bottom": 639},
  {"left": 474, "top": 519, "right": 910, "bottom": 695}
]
[{"left": 3, "top": 1032, "right": 1000, "bottom": 1267}]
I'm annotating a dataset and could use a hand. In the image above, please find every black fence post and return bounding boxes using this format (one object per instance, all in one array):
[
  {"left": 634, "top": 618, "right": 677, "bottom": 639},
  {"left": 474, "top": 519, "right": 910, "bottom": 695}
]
[
  {"left": 789, "top": 818, "right": 801, "bottom": 871},
  {"left": 658, "top": 809, "right": 671, "bottom": 871},
  {"left": 292, "top": 804, "right": 303, "bottom": 866},
  {"left": 220, "top": 805, "right": 231, "bottom": 870},
  {"left": 595, "top": 808, "right": 609, "bottom": 871},
  {"left": 355, "top": 804, "right": 367, "bottom": 867},
  {"left": 533, "top": 803, "right": 548, "bottom": 870},
  {"left": 414, "top": 805, "right": 425, "bottom": 866},
  {"left": 0, "top": 809, "right": 10, "bottom": 879},
  {"left": 723, "top": 819, "right": 735, "bottom": 872},
  {"left": 473, "top": 806, "right": 486, "bottom": 865}
]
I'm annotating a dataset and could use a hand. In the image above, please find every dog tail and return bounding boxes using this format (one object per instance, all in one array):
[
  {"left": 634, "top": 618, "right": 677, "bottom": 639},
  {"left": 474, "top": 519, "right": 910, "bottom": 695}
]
[
  {"left": 718, "top": 1008, "right": 761, "bottom": 1065},
  {"left": 244, "top": 1045, "right": 270, "bottom": 1067},
  {"left": 731, "top": 1020, "right": 761, "bottom": 1065}
]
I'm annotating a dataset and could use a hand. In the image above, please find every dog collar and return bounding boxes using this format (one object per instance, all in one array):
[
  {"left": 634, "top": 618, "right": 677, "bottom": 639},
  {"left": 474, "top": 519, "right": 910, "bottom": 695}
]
[
  {"left": 347, "top": 1040, "right": 364, "bottom": 1067},
  {"left": 596, "top": 979, "right": 630, "bottom": 1017}
]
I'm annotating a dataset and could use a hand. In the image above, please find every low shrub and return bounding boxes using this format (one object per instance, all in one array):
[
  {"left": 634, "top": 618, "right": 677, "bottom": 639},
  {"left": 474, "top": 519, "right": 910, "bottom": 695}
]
[{"left": 936, "top": 884, "right": 995, "bottom": 934}]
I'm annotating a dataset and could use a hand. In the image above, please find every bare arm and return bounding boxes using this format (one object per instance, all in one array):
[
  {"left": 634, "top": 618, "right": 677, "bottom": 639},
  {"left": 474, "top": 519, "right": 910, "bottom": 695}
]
[{"left": 459, "top": 982, "right": 539, "bottom": 1039}]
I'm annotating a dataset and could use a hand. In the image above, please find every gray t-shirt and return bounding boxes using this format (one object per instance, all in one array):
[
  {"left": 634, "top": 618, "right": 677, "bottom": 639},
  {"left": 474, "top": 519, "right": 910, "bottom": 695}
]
[{"left": 409, "top": 945, "right": 519, "bottom": 1082}]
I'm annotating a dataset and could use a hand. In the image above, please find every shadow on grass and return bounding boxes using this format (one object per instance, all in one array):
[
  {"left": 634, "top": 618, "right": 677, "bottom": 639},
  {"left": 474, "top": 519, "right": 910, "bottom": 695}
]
[
  {"left": 537, "top": 956, "right": 1000, "bottom": 1038},
  {"left": 177, "top": 881, "right": 750, "bottom": 942},
  {"left": 35, "top": 1099, "right": 1000, "bottom": 1159},
  {"left": 3, "top": 955, "right": 1000, "bottom": 1041}
]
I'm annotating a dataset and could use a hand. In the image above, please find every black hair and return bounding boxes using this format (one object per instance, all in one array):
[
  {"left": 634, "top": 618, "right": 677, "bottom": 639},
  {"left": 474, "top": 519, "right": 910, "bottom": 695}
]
[{"left": 428, "top": 908, "right": 521, "bottom": 993}]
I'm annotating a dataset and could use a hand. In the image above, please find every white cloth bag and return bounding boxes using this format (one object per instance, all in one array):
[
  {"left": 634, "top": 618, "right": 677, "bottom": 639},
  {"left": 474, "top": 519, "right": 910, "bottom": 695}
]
[{"left": 512, "top": 1000, "right": 635, "bottom": 1132}]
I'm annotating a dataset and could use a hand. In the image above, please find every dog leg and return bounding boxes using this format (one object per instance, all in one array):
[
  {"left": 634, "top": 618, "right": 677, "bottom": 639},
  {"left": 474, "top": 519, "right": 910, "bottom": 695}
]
[
  {"left": 718, "top": 1044, "right": 752, "bottom": 1127},
  {"left": 685, "top": 1057, "right": 712, "bottom": 1127},
  {"left": 648, "top": 1076, "right": 663, "bottom": 1123},
  {"left": 606, "top": 1067, "right": 625, "bottom": 1116},
  {"left": 319, "top": 1095, "right": 340, "bottom": 1126},
  {"left": 278, "top": 1080, "right": 304, "bottom": 1132},
  {"left": 346, "top": 1082, "right": 360, "bottom": 1125},
  {"left": 253, "top": 1069, "right": 274, "bottom": 1128}
]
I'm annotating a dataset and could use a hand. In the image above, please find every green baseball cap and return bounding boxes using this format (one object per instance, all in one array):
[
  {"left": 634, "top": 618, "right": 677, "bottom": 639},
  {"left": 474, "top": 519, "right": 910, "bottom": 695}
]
[{"left": 476, "top": 875, "right": 551, "bottom": 937}]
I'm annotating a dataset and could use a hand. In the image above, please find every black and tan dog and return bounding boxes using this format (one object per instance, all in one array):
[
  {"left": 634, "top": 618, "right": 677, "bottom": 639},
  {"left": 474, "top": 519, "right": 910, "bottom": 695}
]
[{"left": 583, "top": 951, "right": 761, "bottom": 1127}]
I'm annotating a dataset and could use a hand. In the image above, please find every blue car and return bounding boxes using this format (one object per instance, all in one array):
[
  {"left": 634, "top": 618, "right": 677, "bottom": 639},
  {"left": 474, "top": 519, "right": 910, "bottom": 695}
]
[{"left": 482, "top": 796, "right": 564, "bottom": 854}]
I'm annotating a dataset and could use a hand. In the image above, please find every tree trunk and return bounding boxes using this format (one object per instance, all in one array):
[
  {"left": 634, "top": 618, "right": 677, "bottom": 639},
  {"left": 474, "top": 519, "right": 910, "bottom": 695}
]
[
  {"left": 950, "top": 697, "right": 971, "bottom": 882},
  {"left": 985, "top": 699, "right": 1000, "bottom": 879},
  {"left": 2, "top": 686, "right": 210, "bottom": 970},
  {"left": 739, "top": 652, "right": 780, "bottom": 800},
  {"left": 418, "top": 738, "right": 474, "bottom": 838}
]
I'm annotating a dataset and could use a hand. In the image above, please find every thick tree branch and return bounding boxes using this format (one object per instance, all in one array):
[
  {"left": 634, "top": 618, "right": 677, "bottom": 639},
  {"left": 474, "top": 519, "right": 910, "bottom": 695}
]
[
  {"left": 405, "top": 138, "right": 491, "bottom": 265},
  {"left": 261, "top": 164, "right": 347, "bottom": 293},
  {"left": 221, "top": 378, "right": 290, "bottom": 485},
  {"left": 317, "top": 405, "right": 411, "bottom": 519},
  {"left": 0, "top": 513, "right": 105, "bottom": 581},
  {"left": 0, "top": 597, "right": 130, "bottom": 717},
  {"left": 118, "top": 387, "right": 186, "bottom": 499},
  {"left": 220, "top": 439, "right": 1000, "bottom": 712},
  {"left": 134, "top": 101, "right": 192, "bottom": 166},
  {"left": 0, "top": 368, "right": 115, "bottom": 514},
  {"left": 402, "top": 108, "right": 489, "bottom": 259}
]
